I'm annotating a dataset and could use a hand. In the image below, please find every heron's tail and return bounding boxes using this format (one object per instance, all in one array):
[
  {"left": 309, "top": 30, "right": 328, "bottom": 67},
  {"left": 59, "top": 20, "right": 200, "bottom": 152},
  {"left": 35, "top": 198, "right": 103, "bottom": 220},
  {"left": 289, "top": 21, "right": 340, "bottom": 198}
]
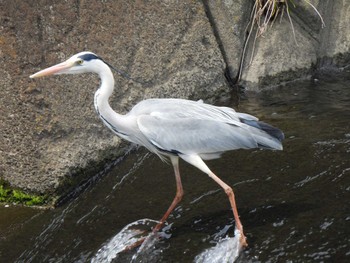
[{"left": 239, "top": 118, "right": 284, "bottom": 150}]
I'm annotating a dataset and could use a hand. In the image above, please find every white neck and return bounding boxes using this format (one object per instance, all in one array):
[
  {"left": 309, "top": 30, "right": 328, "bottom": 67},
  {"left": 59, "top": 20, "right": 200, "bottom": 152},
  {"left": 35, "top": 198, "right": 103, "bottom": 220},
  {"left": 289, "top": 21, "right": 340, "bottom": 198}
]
[{"left": 94, "top": 63, "right": 127, "bottom": 135}]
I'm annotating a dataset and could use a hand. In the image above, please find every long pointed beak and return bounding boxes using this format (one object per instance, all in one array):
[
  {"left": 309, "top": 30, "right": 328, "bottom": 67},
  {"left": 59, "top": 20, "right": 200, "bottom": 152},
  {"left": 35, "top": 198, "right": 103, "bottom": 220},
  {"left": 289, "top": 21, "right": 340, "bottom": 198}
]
[{"left": 30, "top": 61, "right": 74, "bottom": 78}]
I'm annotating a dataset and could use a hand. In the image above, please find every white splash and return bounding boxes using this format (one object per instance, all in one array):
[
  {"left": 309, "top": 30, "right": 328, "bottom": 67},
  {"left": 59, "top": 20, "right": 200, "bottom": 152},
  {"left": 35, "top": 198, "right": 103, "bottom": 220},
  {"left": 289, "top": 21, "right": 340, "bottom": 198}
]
[
  {"left": 194, "top": 228, "right": 243, "bottom": 263},
  {"left": 91, "top": 218, "right": 160, "bottom": 263}
]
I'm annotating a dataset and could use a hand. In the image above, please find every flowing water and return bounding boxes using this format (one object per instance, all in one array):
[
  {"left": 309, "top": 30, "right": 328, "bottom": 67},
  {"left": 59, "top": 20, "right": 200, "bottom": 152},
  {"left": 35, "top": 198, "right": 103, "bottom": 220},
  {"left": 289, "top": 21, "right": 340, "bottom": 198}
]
[{"left": 1, "top": 71, "right": 349, "bottom": 262}]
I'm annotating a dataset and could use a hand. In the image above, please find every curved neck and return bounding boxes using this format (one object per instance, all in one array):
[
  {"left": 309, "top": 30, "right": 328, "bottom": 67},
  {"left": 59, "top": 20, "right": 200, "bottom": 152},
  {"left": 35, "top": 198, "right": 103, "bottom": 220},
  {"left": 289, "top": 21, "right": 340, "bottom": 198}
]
[{"left": 94, "top": 63, "right": 126, "bottom": 133}]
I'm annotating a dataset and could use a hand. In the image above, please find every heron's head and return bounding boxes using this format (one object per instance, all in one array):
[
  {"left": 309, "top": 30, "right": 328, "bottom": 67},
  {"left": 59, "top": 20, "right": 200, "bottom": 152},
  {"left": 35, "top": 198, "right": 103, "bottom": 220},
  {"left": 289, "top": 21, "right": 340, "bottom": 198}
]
[{"left": 30, "top": 51, "right": 106, "bottom": 78}]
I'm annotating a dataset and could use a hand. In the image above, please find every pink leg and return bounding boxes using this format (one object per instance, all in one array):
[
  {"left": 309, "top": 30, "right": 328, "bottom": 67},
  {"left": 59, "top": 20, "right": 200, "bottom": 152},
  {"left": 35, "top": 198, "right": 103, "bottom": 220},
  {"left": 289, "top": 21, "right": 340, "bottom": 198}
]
[
  {"left": 153, "top": 156, "right": 183, "bottom": 232},
  {"left": 178, "top": 154, "right": 247, "bottom": 247},
  {"left": 124, "top": 156, "right": 183, "bottom": 251},
  {"left": 208, "top": 172, "right": 247, "bottom": 247}
]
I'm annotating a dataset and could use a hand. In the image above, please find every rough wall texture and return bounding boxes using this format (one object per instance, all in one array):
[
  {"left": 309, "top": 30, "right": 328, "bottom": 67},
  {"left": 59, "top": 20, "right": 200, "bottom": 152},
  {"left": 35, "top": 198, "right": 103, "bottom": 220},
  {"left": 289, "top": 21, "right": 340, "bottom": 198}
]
[
  {"left": 0, "top": 0, "right": 349, "bottom": 198},
  {"left": 208, "top": 0, "right": 350, "bottom": 90},
  {"left": 317, "top": 0, "right": 350, "bottom": 66},
  {"left": 203, "top": 0, "right": 253, "bottom": 79}
]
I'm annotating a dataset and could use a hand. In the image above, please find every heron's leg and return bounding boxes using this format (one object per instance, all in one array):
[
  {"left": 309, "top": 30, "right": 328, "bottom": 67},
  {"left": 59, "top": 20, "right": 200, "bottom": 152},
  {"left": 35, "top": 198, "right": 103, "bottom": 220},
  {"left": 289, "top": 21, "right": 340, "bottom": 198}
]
[
  {"left": 179, "top": 154, "right": 247, "bottom": 247},
  {"left": 124, "top": 156, "right": 183, "bottom": 251},
  {"left": 153, "top": 155, "right": 184, "bottom": 232},
  {"left": 207, "top": 172, "right": 247, "bottom": 246}
]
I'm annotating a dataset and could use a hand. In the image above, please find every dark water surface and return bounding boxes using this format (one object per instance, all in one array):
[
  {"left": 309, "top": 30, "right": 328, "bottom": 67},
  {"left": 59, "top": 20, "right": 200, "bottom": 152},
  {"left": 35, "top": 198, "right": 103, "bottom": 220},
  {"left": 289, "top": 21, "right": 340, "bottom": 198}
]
[{"left": 1, "top": 72, "right": 349, "bottom": 262}]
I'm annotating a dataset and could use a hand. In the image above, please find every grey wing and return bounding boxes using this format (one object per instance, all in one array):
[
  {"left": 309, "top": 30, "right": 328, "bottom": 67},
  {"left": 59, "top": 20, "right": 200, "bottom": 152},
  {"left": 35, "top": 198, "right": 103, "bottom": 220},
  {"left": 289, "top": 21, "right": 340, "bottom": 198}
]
[
  {"left": 129, "top": 98, "right": 255, "bottom": 123},
  {"left": 137, "top": 115, "right": 258, "bottom": 159}
]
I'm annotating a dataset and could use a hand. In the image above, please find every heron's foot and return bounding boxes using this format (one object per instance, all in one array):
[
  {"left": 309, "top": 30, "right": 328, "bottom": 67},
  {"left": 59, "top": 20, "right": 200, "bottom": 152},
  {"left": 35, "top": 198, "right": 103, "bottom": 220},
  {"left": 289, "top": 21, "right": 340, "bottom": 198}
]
[
  {"left": 240, "top": 233, "right": 248, "bottom": 248},
  {"left": 123, "top": 235, "right": 147, "bottom": 251},
  {"left": 234, "top": 226, "right": 248, "bottom": 248},
  {"left": 123, "top": 226, "right": 163, "bottom": 252}
]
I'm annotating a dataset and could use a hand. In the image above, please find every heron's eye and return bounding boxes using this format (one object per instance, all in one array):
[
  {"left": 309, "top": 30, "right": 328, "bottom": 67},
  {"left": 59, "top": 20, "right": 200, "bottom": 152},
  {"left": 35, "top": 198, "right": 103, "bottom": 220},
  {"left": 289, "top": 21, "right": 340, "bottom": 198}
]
[{"left": 76, "top": 59, "right": 84, "bottom": 65}]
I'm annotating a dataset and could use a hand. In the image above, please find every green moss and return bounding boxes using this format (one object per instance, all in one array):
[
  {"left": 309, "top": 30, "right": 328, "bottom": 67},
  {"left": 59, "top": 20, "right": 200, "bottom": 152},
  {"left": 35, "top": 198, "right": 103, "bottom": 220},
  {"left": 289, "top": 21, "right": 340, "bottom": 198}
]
[
  {"left": 0, "top": 184, "right": 47, "bottom": 206},
  {"left": 0, "top": 185, "right": 10, "bottom": 202}
]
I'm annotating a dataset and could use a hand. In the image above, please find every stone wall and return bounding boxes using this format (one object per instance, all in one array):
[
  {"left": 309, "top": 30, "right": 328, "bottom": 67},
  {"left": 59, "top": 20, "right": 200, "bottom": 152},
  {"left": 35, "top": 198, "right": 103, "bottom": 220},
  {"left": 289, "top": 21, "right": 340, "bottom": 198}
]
[{"left": 207, "top": 0, "right": 350, "bottom": 89}]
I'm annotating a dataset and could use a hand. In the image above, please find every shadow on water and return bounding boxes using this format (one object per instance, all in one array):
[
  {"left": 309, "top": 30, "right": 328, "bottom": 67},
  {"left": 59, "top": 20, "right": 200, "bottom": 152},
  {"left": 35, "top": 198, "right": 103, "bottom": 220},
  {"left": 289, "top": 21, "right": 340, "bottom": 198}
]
[{"left": 1, "top": 71, "right": 349, "bottom": 262}]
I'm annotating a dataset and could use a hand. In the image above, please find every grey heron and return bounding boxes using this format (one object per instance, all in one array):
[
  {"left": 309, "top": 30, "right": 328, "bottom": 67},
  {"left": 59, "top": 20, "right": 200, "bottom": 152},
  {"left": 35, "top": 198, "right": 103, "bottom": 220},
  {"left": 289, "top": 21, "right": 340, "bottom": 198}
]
[{"left": 30, "top": 51, "right": 284, "bottom": 248}]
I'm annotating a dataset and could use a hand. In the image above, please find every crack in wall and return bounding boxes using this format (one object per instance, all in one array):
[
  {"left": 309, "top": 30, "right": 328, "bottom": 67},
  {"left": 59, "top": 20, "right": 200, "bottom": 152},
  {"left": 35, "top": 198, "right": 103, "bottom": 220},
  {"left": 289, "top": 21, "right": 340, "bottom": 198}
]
[{"left": 200, "top": 0, "right": 238, "bottom": 88}]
